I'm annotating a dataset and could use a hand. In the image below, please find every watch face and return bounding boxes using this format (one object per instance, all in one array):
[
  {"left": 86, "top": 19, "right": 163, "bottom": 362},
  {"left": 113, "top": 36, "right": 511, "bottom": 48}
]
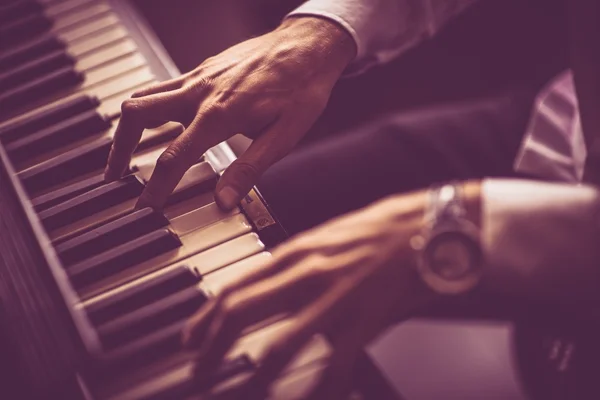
[
  {"left": 420, "top": 230, "right": 482, "bottom": 294},
  {"left": 429, "top": 235, "right": 474, "bottom": 280}
]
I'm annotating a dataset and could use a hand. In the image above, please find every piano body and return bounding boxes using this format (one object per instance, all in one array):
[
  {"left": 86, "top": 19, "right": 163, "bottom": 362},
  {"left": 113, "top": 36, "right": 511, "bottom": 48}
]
[{"left": 0, "top": 1, "right": 398, "bottom": 399}]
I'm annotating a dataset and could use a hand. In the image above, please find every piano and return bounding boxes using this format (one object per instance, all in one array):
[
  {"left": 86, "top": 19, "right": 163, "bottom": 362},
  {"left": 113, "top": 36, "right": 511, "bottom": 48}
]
[{"left": 0, "top": 0, "right": 399, "bottom": 399}]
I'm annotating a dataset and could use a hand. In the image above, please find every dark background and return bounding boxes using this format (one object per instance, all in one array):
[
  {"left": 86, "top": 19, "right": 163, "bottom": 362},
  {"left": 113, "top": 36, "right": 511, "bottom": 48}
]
[{"left": 133, "top": 0, "right": 569, "bottom": 144}]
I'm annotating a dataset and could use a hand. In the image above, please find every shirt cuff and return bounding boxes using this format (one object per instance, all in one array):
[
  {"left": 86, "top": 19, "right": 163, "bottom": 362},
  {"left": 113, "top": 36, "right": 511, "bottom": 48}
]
[{"left": 286, "top": 0, "right": 366, "bottom": 65}]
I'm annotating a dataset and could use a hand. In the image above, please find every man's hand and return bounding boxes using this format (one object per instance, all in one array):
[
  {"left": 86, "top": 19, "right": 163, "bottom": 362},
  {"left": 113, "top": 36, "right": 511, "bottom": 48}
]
[
  {"left": 104, "top": 17, "right": 356, "bottom": 210},
  {"left": 181, "top": 185, "right": 485, "bottom": 399}
]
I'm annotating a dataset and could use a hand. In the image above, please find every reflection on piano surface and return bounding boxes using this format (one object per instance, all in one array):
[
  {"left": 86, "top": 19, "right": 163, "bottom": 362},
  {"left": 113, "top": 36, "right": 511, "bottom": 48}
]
[{"left": 0, "top": 0, "right": 397, "bottom": 399}]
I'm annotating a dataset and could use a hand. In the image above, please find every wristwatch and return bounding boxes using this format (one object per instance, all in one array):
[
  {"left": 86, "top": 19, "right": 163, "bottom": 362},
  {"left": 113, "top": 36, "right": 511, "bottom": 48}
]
[{"left": 411, "top": 182, "right": 484, "bottom": 295}]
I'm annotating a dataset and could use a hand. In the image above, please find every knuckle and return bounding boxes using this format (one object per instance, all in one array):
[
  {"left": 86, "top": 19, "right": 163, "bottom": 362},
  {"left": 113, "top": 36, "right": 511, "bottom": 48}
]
[
  {"left": 219, "top": 296, "right": 241, "bottom": 329},
  {"left": 120, "top": 98, "right": 140, "bottom": 116},
  {"left": 183, "top": 76, "right": 213, "bottom": 98},
  {"left": 231, "top": 160, "right": 261, "bottom": 181},
  {"left": 155, "top": 148, "right": 180, "bottom": 172},
  {"left": 304, "top": 254, "right": 332, "bottom": 276}
]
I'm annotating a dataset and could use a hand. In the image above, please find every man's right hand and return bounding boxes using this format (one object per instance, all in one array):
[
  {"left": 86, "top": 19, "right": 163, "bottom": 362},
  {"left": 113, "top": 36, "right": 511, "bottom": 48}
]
[{"left": 104, "top": 16, "right": 356, "bottom": 210}]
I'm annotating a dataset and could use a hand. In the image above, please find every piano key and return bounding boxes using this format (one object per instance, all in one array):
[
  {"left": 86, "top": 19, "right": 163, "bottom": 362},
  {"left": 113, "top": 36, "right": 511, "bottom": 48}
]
[
  {"left": 39, "top": 174, "right": 145, "bottom": 231},
  {"left": 31, "top": 172, "right": 106, "bottom": 211},
  {"left": 135, "top": 161, "right": 218, "bottom": 206},
  {"left": 0, "top": 65, "right": 84, "bottom": 116},
  {"left": 97, "top": 320, "right": 186, "bottom": 371},
  {"left": 78, "top": 52, "right": 149, "bottom": 92},
  {"left": 67, "top": 228, "right": 182, "bottom": 288},
  {"left": 0, "top": 58, "right": 152, "bottom": 131},
  {"left": 56, "top": 12, "right": 119, "bottom": 43},
  {"left": 56, "top": 207, "right": 169, "bottom": 265},
  {"left": 44, "top": 0, "right": 96, "bottom": 18},
  {"left": 68, "top": 25, "right": 129, "bottom": 58},
  {"left": 102, "top": 319, "right": 329, "bottom": 400},
  {"left": 169, "top": 202, "right": 238, "bottom": 236},
  {"left": 201, "top": 252, "right": 272, "bottom": 297},
  {"left": 134, "top": 121, "right": 182, "bottom": 153},
  {"left": 162, "top": 192, "right": 216, "bottom": 220},
  {"left": 0, "top": 93, "right": 99, "bottom": 143},
  {"left": 83, "top": 234, "right": 264, "bottom": 325},
  {"left": 106, "top": 356, "right": 255, "bottom": 400},
  {"left": 18, "top": 135, "right": 112, "bottom": 195},
  {"left": 51, "top": 3, "right": 112, "bottom": 33},
  {"left": 176, "top": 233, "right": 265, "bottom": 276},
  {"left": 0, "top": 49, "right": 75, "bottom": 92},
  {"left": 18, "top": 122, "right": 181, "bottom": 196},
  {"left": 0, "top": 34, "right": 66, "bottom": 73},
  {"left": 6, "top": 109, "right": 111, "bottom": 163},
  {"left": 0, "top": 13, "right": 53, "bottom": 48},
  {"left": 80, "top": 213, "right": 253, "bottom": 300},
  {"left": 48, "top": 161, "right": 215, "bottom": 241},
  {"left": 97, "top": 285, "right": 208, "bottom": 350},
  {"left": 0, "top": 25, "right": 130, "bottom": 87},
  {"left": 85, "top": 264, "right": 200, "bottom": 326},
  {"left": 75, "top": 38, "right": 137, "bottom": 71},
  {"left": 0, "top": 0, "right": 43, "bottom": 24}
]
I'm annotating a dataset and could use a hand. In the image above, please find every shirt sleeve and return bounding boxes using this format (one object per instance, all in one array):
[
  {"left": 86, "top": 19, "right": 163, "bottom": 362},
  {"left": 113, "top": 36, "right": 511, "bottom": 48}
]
[
  {"left": 287, "top": 0, "right": 479, "bottom": 74},
  {"left": 480, "top": 179, "right": 600, "bottom": 323}
]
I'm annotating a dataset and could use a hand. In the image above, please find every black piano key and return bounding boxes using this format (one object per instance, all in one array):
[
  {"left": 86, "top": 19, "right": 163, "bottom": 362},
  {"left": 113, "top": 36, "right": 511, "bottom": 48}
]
[
  {"left": 6, "top": 109, "right": 110, "bottom": 163},
  {"left": 165, "top": 162, "right": 218, "bottom": 206},
  {"left": 0, "top": 1, "right": 43, "bottom": 26},
  {"left": 135, "top": 124, "right": 182, "bottom": 153},
  {"left": 0, "top": 66, "right": 84, "bottom": 116},
  {"left": 18, "top": 135, "right": 112, "bottom": 195},
  {"left": 67, "top": 228, "right": 181, "bottom": 288},
  {"left": 127, "top": 355, "right": 255, "bottom": 400},
  {"left": 39, "top": 174, "right": 144, "bottom": 231},
  {"left": 86, "top": 265, "right": 200, "bottom": 326},
  {"left": 56, "top": 207, "right": 169, "bottom": 266},
  {"left": 0, "top": 34, "right": 65, "bottom": 73},
  {"left": 100, "top": 321, "right": 185, "bottom": 370},
  {"left": 0, "top": 13, "right": 53, "bottom": 48},
  {"left": 97, "top": 286, "right": 207, "bottom": 350},
  {"left": 0, "top": 49, "right": 75, "bottom": 91},
  {"left": 31, "top": 172, "right": 106, "bottom": 211},
  {"left": 0, "top": 94, "right": 99, "bottom": 143}
]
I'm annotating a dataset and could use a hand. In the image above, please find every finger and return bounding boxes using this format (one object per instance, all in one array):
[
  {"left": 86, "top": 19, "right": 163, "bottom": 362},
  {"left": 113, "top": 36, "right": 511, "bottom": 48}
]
[
  {"left": 241, "top": 278, "right": 357, "bottom": 399},
  {"left": 188, "top": 262, "right": 323, "bottom": 359},
  {"left": 104, "top": 90, "right": 189, "bottom": 181},
  {"left": 136, "top": 109, "right": 226, "bottom": 210},
  {"left": 215, "top": 116, "right": 300, "bottom": 210},
  {"left": 130, "top": 77, "right": 184, "bottom": 98},
  {"left": 306, "top": 292, "right": 390, "bottom": 400},
  {"left": 304, "top": 328, "right": 364, "bottom": 400},
  {"left": 183, "top": 245, "right": 323, "bottom": 348}
]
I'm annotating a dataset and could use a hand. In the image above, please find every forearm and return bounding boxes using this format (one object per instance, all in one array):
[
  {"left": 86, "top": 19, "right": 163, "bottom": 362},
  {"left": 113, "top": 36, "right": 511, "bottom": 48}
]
[{"left": 479, "top": 179, "right": 600, "bottom": 325}]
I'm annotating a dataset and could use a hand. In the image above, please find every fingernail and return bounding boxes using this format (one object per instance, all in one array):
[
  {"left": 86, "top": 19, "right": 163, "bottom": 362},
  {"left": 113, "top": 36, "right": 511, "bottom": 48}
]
[{"left": 217, "top": 186, "right": 239, "bottom": 210}]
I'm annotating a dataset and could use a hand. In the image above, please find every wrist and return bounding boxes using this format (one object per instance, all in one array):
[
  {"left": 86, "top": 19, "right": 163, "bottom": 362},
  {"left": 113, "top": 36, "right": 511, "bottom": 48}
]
[{"left": 276, "top": 16, "right": 357, "bottom": 75}]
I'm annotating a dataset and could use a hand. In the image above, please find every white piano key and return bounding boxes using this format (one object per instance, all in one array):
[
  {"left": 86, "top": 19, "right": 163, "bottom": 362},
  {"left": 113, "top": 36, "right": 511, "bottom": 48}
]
[
  {"left": 51, "top": 4, "right": 113, "bottom": 33},
  {"left": 170, "top": 202, "right": 239, "bottom": 236},
  {"left": 58, "top": 13, "right": 120, "bottom": 43},
  {"left": 44, "top": 0, "right": 97, "bottom": 18},
  {"left": 75, "top": 38, "right": 137, "bottom": 71},
  {"left": 202, "top": 252, "right": 272, "bottom": 296},
  {"left": 68, "top": 25, "right": 129, "bottom": 58}
]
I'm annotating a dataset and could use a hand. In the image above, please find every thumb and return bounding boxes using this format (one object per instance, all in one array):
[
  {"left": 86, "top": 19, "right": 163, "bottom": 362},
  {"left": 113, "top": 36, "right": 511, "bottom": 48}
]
[{"left": 215, "top": 119, "right": 298, "bottom": 210}]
